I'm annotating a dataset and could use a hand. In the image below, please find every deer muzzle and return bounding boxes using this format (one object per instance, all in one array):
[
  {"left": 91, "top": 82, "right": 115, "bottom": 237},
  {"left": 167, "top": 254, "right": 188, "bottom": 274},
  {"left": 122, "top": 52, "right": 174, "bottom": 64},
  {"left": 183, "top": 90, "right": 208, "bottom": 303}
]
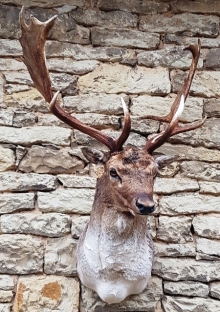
[{"left": 135, "top": 195, "right": 155, "bottom": 215}]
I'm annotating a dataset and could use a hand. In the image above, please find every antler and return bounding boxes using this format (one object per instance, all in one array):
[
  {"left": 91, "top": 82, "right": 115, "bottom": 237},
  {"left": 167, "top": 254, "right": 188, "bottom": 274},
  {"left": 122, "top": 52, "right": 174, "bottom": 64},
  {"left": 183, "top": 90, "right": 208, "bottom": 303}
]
[
  {"left": 19, "top": 7, "right": 131, "bottom": 152},
  {"left": 143, "top": 40, "right": 206, "bottom": 154}
]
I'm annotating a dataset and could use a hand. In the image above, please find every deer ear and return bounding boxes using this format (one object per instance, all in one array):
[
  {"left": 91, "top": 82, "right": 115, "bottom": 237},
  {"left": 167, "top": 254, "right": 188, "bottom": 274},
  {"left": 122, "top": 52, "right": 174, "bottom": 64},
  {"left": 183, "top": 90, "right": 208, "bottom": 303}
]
[
  {"left": 154, "top": 154, "right": 179, "bottom": 169},
  {"left": 81, "top": 147, "right": 110, "bottom": 164}
]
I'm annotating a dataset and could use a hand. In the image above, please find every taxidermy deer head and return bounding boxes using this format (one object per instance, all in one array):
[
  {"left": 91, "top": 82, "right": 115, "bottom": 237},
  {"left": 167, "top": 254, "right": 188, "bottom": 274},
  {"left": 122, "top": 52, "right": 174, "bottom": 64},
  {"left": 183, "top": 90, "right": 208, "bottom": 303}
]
[{"left": 19, "top": 8, "right": 205, "bottom": 304}]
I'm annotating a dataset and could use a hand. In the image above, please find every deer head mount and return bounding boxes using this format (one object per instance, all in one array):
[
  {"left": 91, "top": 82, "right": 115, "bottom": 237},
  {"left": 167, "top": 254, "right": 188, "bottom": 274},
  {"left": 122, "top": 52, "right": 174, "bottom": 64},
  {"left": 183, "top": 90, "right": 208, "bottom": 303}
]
[{"left": 19, "top": 8, "right": 206, "bottom": 304}]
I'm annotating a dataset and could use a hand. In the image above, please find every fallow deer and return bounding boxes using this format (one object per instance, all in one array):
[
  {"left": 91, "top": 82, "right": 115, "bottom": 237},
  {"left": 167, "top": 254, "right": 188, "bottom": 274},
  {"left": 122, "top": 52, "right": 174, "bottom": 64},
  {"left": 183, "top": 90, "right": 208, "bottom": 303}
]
[{"left": 19, "top": 8, "right": 206, "bottom": 304}]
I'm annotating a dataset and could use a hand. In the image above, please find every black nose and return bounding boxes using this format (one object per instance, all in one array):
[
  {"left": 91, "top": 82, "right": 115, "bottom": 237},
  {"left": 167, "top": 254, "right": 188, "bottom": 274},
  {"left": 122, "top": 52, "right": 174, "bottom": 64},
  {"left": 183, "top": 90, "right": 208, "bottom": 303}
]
[{"left": 136, "top": 200, "right": 155, "bottom": 215}]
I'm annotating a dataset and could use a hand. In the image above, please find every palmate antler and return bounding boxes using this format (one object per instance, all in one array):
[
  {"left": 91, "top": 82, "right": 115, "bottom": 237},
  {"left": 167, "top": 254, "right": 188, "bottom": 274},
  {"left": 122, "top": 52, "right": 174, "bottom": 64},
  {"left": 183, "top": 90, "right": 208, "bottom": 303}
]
[
  {"left": 143, "top": 40, "right": 206, "bottom": 154},
  {"left": 19, "top": 7, "right": 131, "bottom": 153}
]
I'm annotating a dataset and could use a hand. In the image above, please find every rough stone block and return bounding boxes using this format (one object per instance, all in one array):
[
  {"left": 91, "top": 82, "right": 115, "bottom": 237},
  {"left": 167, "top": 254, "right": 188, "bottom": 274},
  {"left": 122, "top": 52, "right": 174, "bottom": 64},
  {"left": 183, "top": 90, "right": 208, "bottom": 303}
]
[
  {"left": 164, "top": 281, "right": 209, "bottom": 297},
  {"left": 196, "top": 237, "right": 220, "bottom": 261},
  {"left": 38, "top": 188, "right": 95, "bottom": 214},
  {"left": 140, "top": 13, "right": 219, "bottom": 37},
  {"left": 91, "top": 27, "right": 160, "bottom": 49},
  {"left": 0, "top": 109, "right": 13, "bottom": 126},
  {"left": 154, "top": 177, "right": 199, "bottom": 194},
  {"left": 0, "top": 193, "right": 35, "bottom": 214},
  {"left": 0, "top": 303, "right": 11, "bottom": 312},
  {"left": 47, "top": 58, "right": 99, "bottom": 75},
  {"left": 81, "top": 275, "right": 162, "bottom": 311},
  {"left": 79, "top": 64, "right": 170, "bottom": 95},
  {"left": 0, "top": 290, "right": 13, "bottom": 303},
  {"left": 19, "top": 145, "right": 84, "bottom": 174},
  {"left": 0, "top": 234, "right": 43, "bottom": 274},
  {"left": 154, "top": 242, "right": 195, "bottom": 258},
  {"left": 0, "top": 39, "right": 21, "bottom": 56},
  {"left": 210, "top": 281, "right": 220, "bottom": 300},
  {"left": 172, "top": 0, "right": 220, "bottom": 15},
  {"left": 204, "top": 98, "right": 220, "bottom": 118},
  {"left": 58, "top": 175, "right": 96, "bottom": 188},
  {"left": 160, "top": 193, "right": 220, "bottom": 215},
  {"left": 71, "top": 216, "right": 90, "bottom": 239},
  {"left": 1, "top": 213, "right": 71, "bottom": 237},
  {"left": 193, "top": 214, "right": 220, "bottom": 239},
  {"left": 13, "top": 275, "right": 79, "bottom": 312},
  {"left": 44, "top": 236, "right": 77, "bottom": 275},
  {"left": 157, "top": 216, "right": 193, "bottom": 243},
  {"left": 180, "top": 160, "right": 220, "bottom": 182},
  {"left": 0, "top": 146, "right": 15, "bottom": 171},
  {"left": 0, "top": 276, "right": 14, "bottom": 291},
  {"left": 0, "top": 172, "right": 57, "bottom": 192},
  {"left": 199, "top": 181, "right": 220, "bottom": 195}
]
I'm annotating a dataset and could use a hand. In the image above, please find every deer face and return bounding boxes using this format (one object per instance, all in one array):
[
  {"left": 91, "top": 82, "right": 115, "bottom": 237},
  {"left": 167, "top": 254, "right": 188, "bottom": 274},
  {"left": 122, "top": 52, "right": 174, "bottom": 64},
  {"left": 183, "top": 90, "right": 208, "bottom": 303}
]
[{"left": 104, "top": 146, "right": 157, "bottom": 216}]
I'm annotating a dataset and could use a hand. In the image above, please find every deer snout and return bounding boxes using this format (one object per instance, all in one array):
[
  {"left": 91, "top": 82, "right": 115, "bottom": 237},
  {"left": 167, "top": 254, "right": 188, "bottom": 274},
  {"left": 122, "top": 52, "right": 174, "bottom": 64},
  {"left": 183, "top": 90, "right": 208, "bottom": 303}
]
[{"left": 135, "top": 195, "right": 155, "bottom": 215}]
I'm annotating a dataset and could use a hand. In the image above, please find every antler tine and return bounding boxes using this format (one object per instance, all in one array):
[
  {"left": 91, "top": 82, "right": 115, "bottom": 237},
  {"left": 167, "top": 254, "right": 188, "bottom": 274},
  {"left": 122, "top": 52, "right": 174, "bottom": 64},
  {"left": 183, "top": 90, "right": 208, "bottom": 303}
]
[
  {"left": 19, "top": 8, "right": 131, "bottom": 153},
  {"left": 144, "top": 40, "right": 205, "bottom": 154}
]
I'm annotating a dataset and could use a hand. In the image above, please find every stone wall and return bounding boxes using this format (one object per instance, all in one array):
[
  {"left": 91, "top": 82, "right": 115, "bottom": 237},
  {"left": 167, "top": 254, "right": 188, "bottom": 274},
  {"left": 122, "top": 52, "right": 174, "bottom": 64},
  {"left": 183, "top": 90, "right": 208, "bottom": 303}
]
[{"left": 0, "top": 0, "right": 220, "bottom": 311}]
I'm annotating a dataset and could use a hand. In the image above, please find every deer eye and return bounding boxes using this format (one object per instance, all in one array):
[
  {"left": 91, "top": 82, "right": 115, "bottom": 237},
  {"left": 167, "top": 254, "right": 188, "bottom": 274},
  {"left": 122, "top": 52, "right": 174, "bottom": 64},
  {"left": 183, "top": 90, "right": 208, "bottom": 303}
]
[{"left": 110, "top": 168, "right": 119, "bottom": 178}]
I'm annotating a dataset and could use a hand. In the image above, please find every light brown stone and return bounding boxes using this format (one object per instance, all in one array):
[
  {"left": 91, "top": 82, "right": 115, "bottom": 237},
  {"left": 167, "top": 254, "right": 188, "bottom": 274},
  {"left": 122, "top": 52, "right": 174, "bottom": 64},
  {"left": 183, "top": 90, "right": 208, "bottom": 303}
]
[
  {"left": 0, "top": 146, "right": 15, "bottom": 171},
  {"left": 193, "top": 214, "right": 220, "bottom": 239},
  {"left": 0, "top": 193, "right": 35, "bottom": 214},
  {"left": 164, "top": 281, "right": 209, "bottom": 297}
]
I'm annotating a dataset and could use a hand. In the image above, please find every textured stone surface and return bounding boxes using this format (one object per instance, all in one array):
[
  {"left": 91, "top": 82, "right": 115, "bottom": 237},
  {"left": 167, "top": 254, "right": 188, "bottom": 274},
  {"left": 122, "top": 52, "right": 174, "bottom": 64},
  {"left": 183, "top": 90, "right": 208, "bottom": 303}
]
[
  {"left": 0, "top": 193, "right": 35, "bottom": 214},
  {"left": 140, "top": 13, "right": 219, "bottom": 37},
  {"left": 172, "top": 0, "right": 220, "bottom": 15},
  {"left": 13, "top": 275, "right": 79, "bottom": 312},
  {"left": 19, "top": 145, "right": 84, "bottom": 174},
  {"left": 0, "top": 172, "right": 57, "bottom": 191},
  {"left": 180, "top": 160, "right": 220, "bottom": 182},
  {"left": 91, "top": 27, "right": 160, "bottom": 49},
  {"left": 210, "top": 281, "right": 220, "bottom": 300},
  {"left": 160, "top": 194, "right": 220, "bottom": 215},
  {"left": 38, "top": 188, "right": 94, "bottom": 214},
  {"left": 44, "top": 236, "right": 77, "bottom": 275},
  {"left": 162, "top": 296, "right": 220, "bottom": 312},
  {"left": 0, "top": 146, "right": 15, "bottom": 171},
  {"left": 78, "top": 64, "right": 170, "bottom": 94},
  {"left": 47, "top": 59, "right": 99, "bottom": 75},
  {"left": 0, "top": 234, "right": 43, "bottom": 274},
  {"left": 196, "top": 237, "right": 220, "bottom": 260},
  {"left": 193, "top": 214, "right": 220, "bottom": 239},
  {"left": 154, "top": 177, "right": 199, "bottom": 194},
  {"left": 58, "top": 175, "right": 96, "bottom": 188},
  {"left": 199, "top": 181, "right": 220, "bottom": 195},
  {"left": 0, "top": 109, "right": 13, "bottom": 126},
  {"left": 164, "top": 281, "right": 209, "bottom": 297},
  {"left": 157, "top": 216, "right": 193, "bottom": 243},
  {"left": 1, "top": 213, "right": 71, "bottom": 237},
  {"left": 71, "top": 216, "right": 89, "bottom": 239},
  {"left": 154, "top": 242, "right": 195, "bottom": 258},
  {"left": 0, "top": 126, "right": 71, "bottom": 146},
  {"left": 0, "top": 290, "right": 13, "bottom": 302},
  {"left": 153, "top": 258, "right": 220, "bottom": 282},
  {"left": 81, "top": 276, "right": 162, "bottom": 312},
  {"left": 0, "top": 304, "right": 11, "bottom": 312},
  {"left": 0, "top": 275, "right": 14, "bottom": 290},
  {"left": 204, "top": 98, "right": 220, "bottom": 117}
]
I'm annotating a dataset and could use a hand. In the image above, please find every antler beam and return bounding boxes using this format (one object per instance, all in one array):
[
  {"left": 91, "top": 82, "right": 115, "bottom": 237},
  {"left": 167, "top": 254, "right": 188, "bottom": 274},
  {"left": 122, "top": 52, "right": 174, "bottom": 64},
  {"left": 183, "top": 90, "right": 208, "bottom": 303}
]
[{"left": 19, "top": 7, "right": 131, "bottom": 153}]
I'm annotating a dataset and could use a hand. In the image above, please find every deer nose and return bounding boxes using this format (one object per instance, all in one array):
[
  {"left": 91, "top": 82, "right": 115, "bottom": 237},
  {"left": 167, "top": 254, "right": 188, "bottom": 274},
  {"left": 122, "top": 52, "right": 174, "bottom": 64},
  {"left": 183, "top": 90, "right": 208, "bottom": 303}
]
[{"left": 136, "top": 196, "right": 155, "bottom": 215}]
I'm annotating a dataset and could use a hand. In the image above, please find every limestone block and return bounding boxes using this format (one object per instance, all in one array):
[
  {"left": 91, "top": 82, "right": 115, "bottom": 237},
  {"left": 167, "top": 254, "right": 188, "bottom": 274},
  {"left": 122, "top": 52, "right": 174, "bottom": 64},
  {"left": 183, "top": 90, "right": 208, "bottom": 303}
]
[
  {"left": 0, "top": 39, "right": 21, "bottom": 56},
  {"left": 206, "top": 48, "right": 220, "bottom": 69},
  {"left": 154, "top": 242, "right": 196, "bottom": 258},
  {"left": 71, "top": 8, "right": 137, "bottom": 28},
  {"left": 0, "top": 304, "right": 11, "bottom": 312},
  {"left": 44, "top": 236, "right": 77, "bottom": 275},
  {"left": 0, "top": 4, "right": 20, "bottom": 39},
  {"left": 172, "top": 70, "right": 220, "bottom": 97},
  {"left": 63, "top": 93, "right": 126, "bottom": 115},
  {"left": 193, "top": 214, "right": 220, "bottom": 239},
  {"left": 157, "top": 161, "right": 179, "bottom": 178},
  {"left": 157, "top": 143, "right": 220, "bottom": 162},
  {"left": 58, "top": 175, "right": 96, "bottom": 188},
  {"left": 164, "top": 281, "right": 209, "bottom": 297},
  {"left": 130, "top": 95, "right": 203, "bottom": 123},
  {"left": 0, "top": 59, "right": 25, "bottom": 71},
  {"left": 162, "top": 296, "right": 220, "bottom": 312},
  {"left": 12, "top": 111, "right": 36, "bottom": 128},
  {"left": 4, "top": 89, "right": 48, "bottom": 112},
  {"left": 196, "top": 237, "right": 220, "bottom": 261},
  {"left": 46, "top": 41, "right": 136, "bottom": 64},
  {"left": 199, "top": 181, "right": 220, "bottom": 195},
  {"left": 140, "top": 13, "right": 219, "bottom": 37},
  {"left": 210, "top": 281, "right": 220, "bottom": 300},
  {"left": 0, "top": 290, "right": 13, "bottom": 303},
  {"left": 0, "top": 234, "right": 43, "bottom": 274},
  {"left": 180, "top": 160, "right": 220, "bottom": 182},
  {"left": 13, "top": 275, "right": 79, "bottom": 312},
  {"left": 0, "top": 75, "right": 3, "bottom": 106},
  {"left": 38, "top": 188, "right": 95, "bottom": 214},
  {"left": 0, "top": 193, "right": 35, "bottom": 214},
  {"left": 19, "top": 145, "right": 84, "bottom": 174},
  {"left": 0, "top": 109, "right": 13, "bottom": 126},
  {"left": 81, "top": 275, "right": 162, "bottom": 312},
  {"left": 78, "top": 64, "right": 170, "bottom": 95},
  {"left": 4, "top": 71, "right": 32, "bottom": 85},
  {"left": 138, "top": 46, "right": 203, "bottom": 69},
  {"left": 0, "top": 172, "right": 57, "bottom": 192},
  {"left": 157, "top": 216, "right": 193, "bottom": 243},
  {"left": 0, "top": 146, "right": 15, "bottom": 171},
  {"left": 97, "top": 0, "right": 169, "bottom": 14},
  {"left": 160, "top": 194, "right": 220, "bottom": 215},
  {"left": 172, "top": 0, "right": 220, "bottom": 15},
  {"left": 1, "top": 213, "right": 71, "bottom": 237},
  {"left": 153, "top": 257, "right": 220, "bottom": 282},
  {"left": 47, "top": 59, "right": 99, "bottom": 75},
  {"left": 73, "top": 113, "right": 120, "bottom": 130},
  {"left": 204, "top": 98, "right": 220, "bottom": 118},
  {"left": 71, "top": 216, "right": 90, "bottom": 238},
  {"left": 154, "top": 177, "right": 199, "bottom": 194},
  {"left": 0, "top": 0, "right": 85, "bottom": 8},
  {"left": 0, "top": 276, "right": 14, "bottom": 291},
  {"left": 91, "top": 27, "right": 160, "bottom": 49},
  {"left": 0, "top": 126, "right": 71, "bottom": 146}
]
